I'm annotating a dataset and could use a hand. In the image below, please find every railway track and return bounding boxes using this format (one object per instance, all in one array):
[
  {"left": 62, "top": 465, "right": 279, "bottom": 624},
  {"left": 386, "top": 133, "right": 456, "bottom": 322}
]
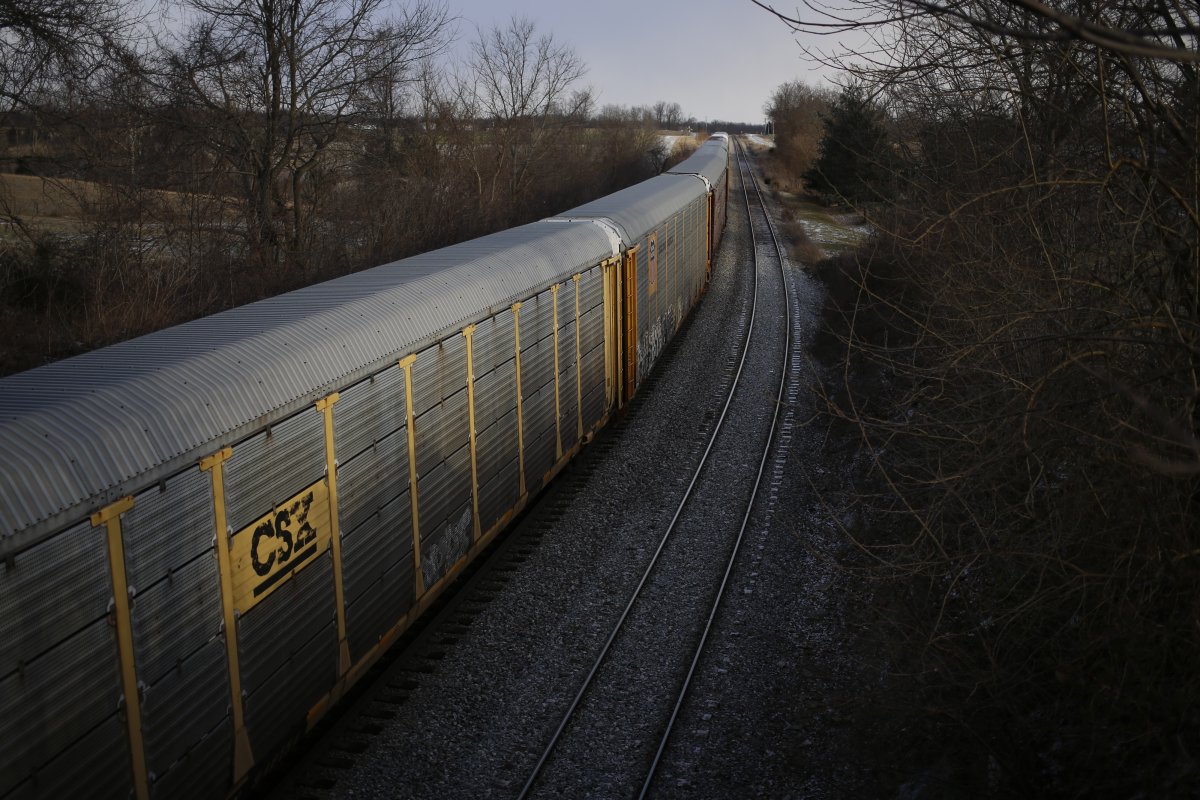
[
  {"left": 517, "top": 138, "right": 793, "bottom": 799},
  {"left": 267, "top": 138, "right": 793, "bottom": 798}
]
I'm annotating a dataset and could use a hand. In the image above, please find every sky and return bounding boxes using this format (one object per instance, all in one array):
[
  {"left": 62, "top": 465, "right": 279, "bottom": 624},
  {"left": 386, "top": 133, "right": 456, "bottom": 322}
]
[{"left": 404, "top": 0, "right": 844, "bottom": 124}]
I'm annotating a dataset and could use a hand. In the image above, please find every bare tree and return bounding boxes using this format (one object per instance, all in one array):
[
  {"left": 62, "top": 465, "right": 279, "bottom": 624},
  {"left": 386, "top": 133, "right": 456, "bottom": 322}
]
[
  {"left": 751, "top": 0, "right": 1200, "bottom": 793},
  {"left": 0, "top": 0, "right": 127, "bottom": 111},
  {"left": 663, "top": 101, "right": 684, "bottom": 128},
  {"left": 763, "top": 79, "right": 832, "bottom": 176},
  {"left": 652, "top": 99, "right": 667, "bottom": 127},
  {"left": 456, "top": 16, "right": 589, "bottom": 223},
  {"left": 162, "top": 0, "right": 450, "bottom": 268}
]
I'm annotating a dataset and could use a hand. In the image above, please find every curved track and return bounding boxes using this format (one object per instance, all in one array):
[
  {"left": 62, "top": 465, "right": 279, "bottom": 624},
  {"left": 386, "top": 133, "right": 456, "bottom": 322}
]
[
  {"left": 266, "top": 139, "right": 795, "bottom": 800},
  {"left": 519, "top": 138, "right": 794, "bottom": 799}
]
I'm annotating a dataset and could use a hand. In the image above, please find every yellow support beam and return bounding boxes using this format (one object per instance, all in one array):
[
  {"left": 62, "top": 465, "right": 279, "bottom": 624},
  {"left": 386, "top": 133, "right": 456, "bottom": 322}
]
[
  {"left": 511, "top": 303, "right": 527, "bottom": 498},
  {"left": 399, "top": 354, "right": 425, "bottom": 596},
  {"left": 199, "top": 447, "right": 255, "bottom": 786},
  {"left": 573, "top": 274, "right": 583, "bottom": 441},
  {"left": 601, "top": 258, "right": 618, "bottom": 409},
  {"left": 91, "top": 496, "right": 149, "bottom": 800},
  {"left": 462, "top": 324, "right": 482, "bottom": 543},
  {"left": 315, "top": 393, "right": 351, "bottom": 676},
  {"left": 551, "top": 283, "right": 563, "bottom": 460}
]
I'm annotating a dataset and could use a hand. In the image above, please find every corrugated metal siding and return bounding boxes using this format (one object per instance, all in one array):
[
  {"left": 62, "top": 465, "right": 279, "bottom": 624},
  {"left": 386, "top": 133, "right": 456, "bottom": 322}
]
[
  {"left": 338, "top": 431, "right": 410, "bottom": 542},
  {"left": 225, "top": 408, "right": 325, "bottom": 534},
  {"left": 334, "top": 364, "right": 407, "bottom": 463},
  {"left": 558, "top": 312, "right": 579, "bottom": 453},
  {"left": 5, "top": 711, "right": 132, "bottom": 800},
  {"left": 667, "top": 137, "right": 730, "bottom": 185},
  {"left": 343, "top": 490, "right": 413, "bottom": 660},
  {"left": 148, "top": 716, "right": 231, "bottom": 800},
  {"left": 239, "top": 556, "right": 336, "bottom": 759},
  {"left": 131, "top": 549, "right": 225, "bottom": 692},
  {"left": 472, "top": 305, "right": 520, "bottom": 535},
  {"left": 0, "top": 518, "right": 110, "bottom": 678},
  {"left": 0, "top": 618, "right": 126, "bottom": 798},
  {"left": 0, "top": 220, "right": 615, "bottom": 554},
  {"left": 346, "top": 550, "right": 413, "bottom": 660},
  {"left": 141, "top": 636, "right": 230, "bottom": 792},
  {"left": 0, "top": 517, "right": 124, "bottom": 798},
  {"left": 554, "top": 174, "right": 705, "bottom": 247}
]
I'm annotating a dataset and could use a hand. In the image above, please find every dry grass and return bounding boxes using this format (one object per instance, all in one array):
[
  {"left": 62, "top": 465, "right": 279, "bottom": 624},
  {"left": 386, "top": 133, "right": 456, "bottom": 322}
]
[{"left": 0, "top": 174, "right": 233, "bottom": 235}]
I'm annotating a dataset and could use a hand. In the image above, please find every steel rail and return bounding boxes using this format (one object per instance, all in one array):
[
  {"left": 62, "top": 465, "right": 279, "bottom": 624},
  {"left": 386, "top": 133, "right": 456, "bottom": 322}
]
[
  {"left": 638, "top": 136, "right": 794, "bottom": 798},
  {"left": 516, "top": 140, "right": 769, "bottom": 800},
  {"left": 518, "top": 137, "right": 793, "bottom": 800}
]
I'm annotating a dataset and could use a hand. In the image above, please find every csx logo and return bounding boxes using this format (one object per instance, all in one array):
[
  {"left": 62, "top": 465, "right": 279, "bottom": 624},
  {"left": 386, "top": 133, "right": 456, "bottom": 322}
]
[
  {"left": 251, "top": 491, "right": 318, "bottom": 579},
  {"left": 231, "top": 479, "right": 331, "bottom": 613}
]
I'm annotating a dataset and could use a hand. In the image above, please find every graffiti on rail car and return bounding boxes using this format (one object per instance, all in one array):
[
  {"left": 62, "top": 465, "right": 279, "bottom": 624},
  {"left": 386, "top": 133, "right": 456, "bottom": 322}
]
[
  {"left": 647, "top": 231, "right": 658, "bottom": 294},
  {"left": 230, "top": 479, "right": 332, "bottom": 614}
]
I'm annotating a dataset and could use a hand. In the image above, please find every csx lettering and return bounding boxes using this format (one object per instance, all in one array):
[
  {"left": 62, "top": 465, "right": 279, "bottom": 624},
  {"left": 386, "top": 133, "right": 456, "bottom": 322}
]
[{"left": 251, "top": 491, "right": 318, "bottom": 578}]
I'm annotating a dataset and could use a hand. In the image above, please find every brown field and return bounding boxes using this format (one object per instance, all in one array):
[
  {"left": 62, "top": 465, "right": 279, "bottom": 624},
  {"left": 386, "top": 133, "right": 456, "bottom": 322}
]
[
  {"left": 0, "top": 173, "right": 90, "bottom": 232},
  {"left": 0, "top": 173, "right": 230, "bottom": 236}
]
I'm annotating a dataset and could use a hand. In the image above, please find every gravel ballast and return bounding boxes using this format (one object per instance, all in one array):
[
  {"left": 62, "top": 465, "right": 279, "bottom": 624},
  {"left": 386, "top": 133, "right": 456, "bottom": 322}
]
[{"left": 270, "top": 140, "right": 869, "bottom": 799}]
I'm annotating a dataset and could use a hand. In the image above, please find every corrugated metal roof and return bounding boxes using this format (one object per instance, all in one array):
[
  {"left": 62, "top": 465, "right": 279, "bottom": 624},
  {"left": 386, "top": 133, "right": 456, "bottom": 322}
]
[
  {"left": 668, "top": 137, "right": 730, "bottom": 185},
  {"left": 0, "top": 220, "right": 615, "bottom": 552},
  {"left": 552, "top": 174, "right": 706, "bottom": 246}
]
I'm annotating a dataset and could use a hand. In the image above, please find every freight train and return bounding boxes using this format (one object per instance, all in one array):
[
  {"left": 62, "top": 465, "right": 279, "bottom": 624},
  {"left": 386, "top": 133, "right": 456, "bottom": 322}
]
[{"left": 0, "top": 134, "right": 730, "bottom": 799}]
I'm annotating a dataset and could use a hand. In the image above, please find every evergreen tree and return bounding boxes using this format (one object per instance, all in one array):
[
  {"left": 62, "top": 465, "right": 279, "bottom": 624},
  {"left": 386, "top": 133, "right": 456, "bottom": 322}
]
[{"left": 804, "top": 84, "right": 895, "bottom": 204}]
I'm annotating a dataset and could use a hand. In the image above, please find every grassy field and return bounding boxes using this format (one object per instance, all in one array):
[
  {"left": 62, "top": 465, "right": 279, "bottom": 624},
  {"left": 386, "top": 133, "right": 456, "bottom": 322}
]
[
  {"left": 780, "top": 196, "right": 868, "bottom": 255},
  {"left": 0, "top": 173, "right": 91, "bottom": 233}
]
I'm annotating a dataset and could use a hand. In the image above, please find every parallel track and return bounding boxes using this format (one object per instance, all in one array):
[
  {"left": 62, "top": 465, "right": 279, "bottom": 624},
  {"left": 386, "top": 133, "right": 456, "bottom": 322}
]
[{"left": 519, "top": 137, "right": 794, "bottom": 799}]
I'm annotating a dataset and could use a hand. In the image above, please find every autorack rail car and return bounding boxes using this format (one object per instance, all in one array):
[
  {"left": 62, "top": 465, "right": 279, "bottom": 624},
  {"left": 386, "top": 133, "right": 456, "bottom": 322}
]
[{"left": 0, "top": 135, "right": 730, "bottom": 800}]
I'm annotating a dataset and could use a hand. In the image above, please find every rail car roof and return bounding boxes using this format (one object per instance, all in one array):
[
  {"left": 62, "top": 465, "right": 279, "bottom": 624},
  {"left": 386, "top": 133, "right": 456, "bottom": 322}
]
[
  {"left": 552, "top": 173, "right": 706, "bottom": 246},
  {"left": 667, "top": 137, "right": 730, "bottom": 185},
  {"left": 0, "top": 219, "right": 618, "bottom": 552}
]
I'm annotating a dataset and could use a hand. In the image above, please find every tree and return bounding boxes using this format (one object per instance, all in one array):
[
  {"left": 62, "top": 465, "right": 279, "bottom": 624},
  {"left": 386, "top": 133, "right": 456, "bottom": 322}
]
[
  {"left": 652, "top": 100, "right": 667, "bottom": 127},
  {"left": 456, "top": 16, "right": 589, "bottom": 225},
  {"left": 764, "top": 79, "right": 831, "bottom": 175},
  {"left": 752, "top": 0, "right": 1200, "bottom": 793},
  {"left": 0, "top": 0, "right": 125, "bottom": 111},
  {"left": 163, "top": 0, "right": 450, "bottom": 268},
  {"left": 803, "top": 83, "right": 894, "bottom": 203}
]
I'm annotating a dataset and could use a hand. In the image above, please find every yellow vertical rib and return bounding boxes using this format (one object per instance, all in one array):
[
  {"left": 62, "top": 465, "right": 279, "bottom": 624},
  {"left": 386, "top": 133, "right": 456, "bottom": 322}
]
[
  {"left": 551, "top": 283, "right": 563, "bottom": 460},
  {"left": 315, "top": 394, "right": 350, "bottom": 676},
  {"left": 462, "top": 325, "right": 482, "bottom": 542},
  {"left": 399, "top": 354, "right": 424, "bottom": 596},
  {"left": 600, "top": 263, "right": 613, "bottom": 408},
  {"left": 573, "top": 273, "right": 583, "bottom": 440},
  {"left": 92, "top": 496, "right": 149, "bottom": 800},
  {"left": 512, "top": 303, "right": 527, "bottom": 498},
  {"left": 700, "top": 190, "right": 710, "bottom": 284},
  {"left": 199, "top": 447, "right": 254, "bottom": 785}
]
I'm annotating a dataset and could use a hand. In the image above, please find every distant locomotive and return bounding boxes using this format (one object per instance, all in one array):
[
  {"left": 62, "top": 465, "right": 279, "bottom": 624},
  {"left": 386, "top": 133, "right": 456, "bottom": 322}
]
[{"left": 0, "top": 135, "right": 730, "bottom": 799}]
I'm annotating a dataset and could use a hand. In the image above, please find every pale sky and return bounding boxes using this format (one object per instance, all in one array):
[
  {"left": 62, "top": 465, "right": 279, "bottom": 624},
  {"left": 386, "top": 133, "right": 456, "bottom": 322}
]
[{"left": 416, "top": 0, "right": 845, "bottom": 124}]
